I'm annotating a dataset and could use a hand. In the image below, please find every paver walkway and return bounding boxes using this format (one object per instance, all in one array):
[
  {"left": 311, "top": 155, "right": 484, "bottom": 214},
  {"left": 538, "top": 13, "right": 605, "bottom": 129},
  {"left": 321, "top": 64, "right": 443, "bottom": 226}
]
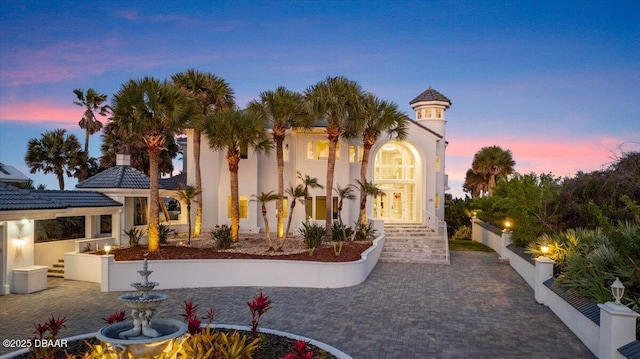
[{"left": 0, "top": 251, "right": 594, "bottom": 358}]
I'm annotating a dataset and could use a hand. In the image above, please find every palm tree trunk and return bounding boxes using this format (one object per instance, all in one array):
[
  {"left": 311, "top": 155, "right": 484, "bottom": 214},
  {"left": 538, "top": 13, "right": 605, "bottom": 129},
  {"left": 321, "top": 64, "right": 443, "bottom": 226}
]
[
  {"left": 56, "top": 171, "right": 65, "bottom": 191},
  {"left": 276, "top": 138, "right": 285, "bottom": 239},
  {"left": 193, "top": 128, "right": 203, "bottom": 237},
  {"left": 325, "top": 139, "right": 338, "bottom": 233},
  {"left": 186, "top": 204, "right": 192, "bottom": 245},
  {"left": 358, "top": 143, "right": 373, "bottom": 226},
  {"left": 280, "top": 201, "right": 297, "bottom": 251},
  {"left": 84, "top": 129, "right": 90, "bottom": 154},
  {"left": 148, "top": 150, "right": 161, "bottom": 251},
  {"left": 262, "top": 208, "right": 273, "bottom": 250},
  {"left": 228, "top": 153, "right": 240, "bottom": 242}
]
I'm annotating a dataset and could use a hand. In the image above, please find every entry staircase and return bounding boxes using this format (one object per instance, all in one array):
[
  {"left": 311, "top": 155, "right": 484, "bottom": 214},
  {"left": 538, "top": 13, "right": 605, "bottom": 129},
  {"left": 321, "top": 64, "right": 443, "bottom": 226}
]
[
  {"left": 48, "top": 258, "right": 65, "bottom": 278},
  {"left": 380, "top": 223, "right": 449, "bottom": 264}
]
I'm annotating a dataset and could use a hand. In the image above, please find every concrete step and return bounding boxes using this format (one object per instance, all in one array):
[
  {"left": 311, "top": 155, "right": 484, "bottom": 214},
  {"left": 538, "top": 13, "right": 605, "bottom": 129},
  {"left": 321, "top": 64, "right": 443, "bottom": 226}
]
[
  {"left": 48, "top": 258, "right": 64, "bottom": 277},
  {"left": 381, "top": 223, "right": 448, "bottom": 264}
]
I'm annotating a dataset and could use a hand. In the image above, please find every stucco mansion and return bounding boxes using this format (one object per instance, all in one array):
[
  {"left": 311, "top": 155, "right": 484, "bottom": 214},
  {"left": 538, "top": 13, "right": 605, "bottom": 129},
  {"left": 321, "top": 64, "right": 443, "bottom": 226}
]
[{"left": 0, "top": 87, "right": 451, "bottom": 294}]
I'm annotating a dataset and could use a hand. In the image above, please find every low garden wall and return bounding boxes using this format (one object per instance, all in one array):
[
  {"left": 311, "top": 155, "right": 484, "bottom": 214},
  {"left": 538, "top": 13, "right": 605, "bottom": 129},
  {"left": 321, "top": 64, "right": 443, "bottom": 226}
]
[
  {"left": 471, "top": 218, "right": 639, "bottom": 359},
  {"left": 63, "top": 234, "right": 385, "bottom": 292}
]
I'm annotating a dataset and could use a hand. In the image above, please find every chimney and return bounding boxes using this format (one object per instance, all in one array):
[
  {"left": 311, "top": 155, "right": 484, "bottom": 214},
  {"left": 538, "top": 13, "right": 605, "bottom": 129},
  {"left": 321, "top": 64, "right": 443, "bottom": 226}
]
[{"left": 116, "top": 153, "right": 131, "bottom": 166}]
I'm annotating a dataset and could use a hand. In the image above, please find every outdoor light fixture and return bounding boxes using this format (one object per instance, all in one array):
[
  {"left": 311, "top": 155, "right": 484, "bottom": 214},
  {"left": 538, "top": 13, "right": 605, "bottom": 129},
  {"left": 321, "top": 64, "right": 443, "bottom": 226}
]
[
  {"left": 503, "top": 220, "right": 512, "bottom": 232},
  {"left": 541, "top": 243, "right": 549, "bottom": 255},
  {"left": 21, "top": 218, "right": 29, "bottom": 224},
  {"left": 104, "top": 244, "right": 112, "bottom": 255},
  {"left": 611, "top": 277, "right": 625, "bottom": 305},
  {"left": 14, "top": 237, "right": 25, "bottom": 248},
  {"left": 471, "top": 211, "right": 477, "bottom": 218}
]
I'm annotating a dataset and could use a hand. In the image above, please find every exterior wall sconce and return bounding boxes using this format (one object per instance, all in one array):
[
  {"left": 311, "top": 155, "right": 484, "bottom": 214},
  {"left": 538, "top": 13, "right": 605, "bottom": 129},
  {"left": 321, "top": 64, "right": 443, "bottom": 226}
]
[
  {"left": 14, "top": 237, "right": 26, "bottom": 248},
  {"left": 611, "top": 277, "right": 625, "bottom": 305},
  {"left": 104, "top": 244, "right": 112, "bottom": 254},
  {"left": 21, "top": 218, "right": 30, "bottom": 225}
]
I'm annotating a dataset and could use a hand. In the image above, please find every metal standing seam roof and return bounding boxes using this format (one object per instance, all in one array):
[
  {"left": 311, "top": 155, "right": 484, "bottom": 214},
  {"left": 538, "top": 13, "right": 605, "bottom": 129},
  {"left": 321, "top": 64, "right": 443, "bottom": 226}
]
[{"left": 0, "top": 183, "right": 121, "bottom": 211}]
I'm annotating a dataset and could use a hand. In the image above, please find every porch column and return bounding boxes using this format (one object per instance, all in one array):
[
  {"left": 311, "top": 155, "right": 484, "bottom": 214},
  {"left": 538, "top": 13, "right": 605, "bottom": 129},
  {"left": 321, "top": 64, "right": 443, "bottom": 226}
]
[{"left": 597, "top": 301, "right": 639, "bottom": 359}]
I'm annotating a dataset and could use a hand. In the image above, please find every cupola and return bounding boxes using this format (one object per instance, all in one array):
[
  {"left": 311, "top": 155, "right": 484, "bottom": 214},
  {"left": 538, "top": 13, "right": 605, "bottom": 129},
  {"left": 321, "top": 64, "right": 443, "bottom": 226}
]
[{"left": 410, "top": 87, "right": 451, "bottom": 138}]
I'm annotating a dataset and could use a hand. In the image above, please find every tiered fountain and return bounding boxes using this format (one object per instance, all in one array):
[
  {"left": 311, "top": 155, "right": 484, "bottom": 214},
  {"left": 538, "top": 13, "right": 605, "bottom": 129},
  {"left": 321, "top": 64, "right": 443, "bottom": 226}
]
[{"left": 96, "top": 259, "right": 187, "bottom": 357}]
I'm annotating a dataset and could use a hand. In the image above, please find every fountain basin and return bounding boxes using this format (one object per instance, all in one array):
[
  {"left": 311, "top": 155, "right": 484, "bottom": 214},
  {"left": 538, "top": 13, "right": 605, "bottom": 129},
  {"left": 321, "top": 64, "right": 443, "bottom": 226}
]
[{"left": 96, "top": 318, "right": 187, "bottom": 357}]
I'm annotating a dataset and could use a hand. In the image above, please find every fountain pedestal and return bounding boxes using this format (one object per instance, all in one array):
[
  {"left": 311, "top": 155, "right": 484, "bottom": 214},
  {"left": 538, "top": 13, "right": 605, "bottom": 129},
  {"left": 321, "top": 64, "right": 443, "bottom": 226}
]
[{"left": 96, "top": 259, "right": 187, "bottom": 357}]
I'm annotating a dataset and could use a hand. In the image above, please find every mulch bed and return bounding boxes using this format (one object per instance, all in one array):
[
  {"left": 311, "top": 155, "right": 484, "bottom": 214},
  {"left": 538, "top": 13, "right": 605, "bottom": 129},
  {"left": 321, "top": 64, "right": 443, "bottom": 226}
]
[{"left": 103, "top": 240, "right": 373, "bottom": 262}]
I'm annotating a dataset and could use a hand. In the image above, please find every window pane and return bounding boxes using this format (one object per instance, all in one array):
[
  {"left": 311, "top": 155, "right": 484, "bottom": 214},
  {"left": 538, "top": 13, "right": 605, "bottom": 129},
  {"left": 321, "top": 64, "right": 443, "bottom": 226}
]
[
  {"left": 135, "top": 197, "right": 148, "bottom": 226},
  {"left": 332, "top": 196, "right": 338, "bottom": 220},
  {"left": 315, "top": 196, "right": 326, "bottom": 220},
  {"left": 307, "top": 141, "right": 314, "bottom": 160},
  {"left": 240, "top": 196, "right": 248, "bottom": 219},
  {"left": 349, "top": 146, "right": 356, "bottom": 163},
  {"left": 316, "top": 141, "right": 330, "bottom": 159}
]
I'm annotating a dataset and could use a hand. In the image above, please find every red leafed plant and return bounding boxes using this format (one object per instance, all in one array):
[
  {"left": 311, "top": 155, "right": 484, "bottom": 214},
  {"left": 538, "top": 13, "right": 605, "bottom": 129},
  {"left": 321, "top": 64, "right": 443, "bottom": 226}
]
[
  {"left": 181, "top": 301, "right": 215, "bottom": 335},
  {"left": 31, "top": 316, "right": 67, "bottom": 359},
  {"left": 247, "top": 292, "right": 272, "bottom": 337},
  {"left": 102, "top": 310, "right": 126, "bottom": 324},
  {"left": 283, "top": 340, "right": 314, "bottom": 359}
]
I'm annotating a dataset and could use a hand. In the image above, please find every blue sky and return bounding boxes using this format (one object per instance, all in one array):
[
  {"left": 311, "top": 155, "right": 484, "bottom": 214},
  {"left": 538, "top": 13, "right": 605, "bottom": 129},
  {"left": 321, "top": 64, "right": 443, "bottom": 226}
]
[{"left": 1, "top": 0, "right": 638, "bottom": 197}]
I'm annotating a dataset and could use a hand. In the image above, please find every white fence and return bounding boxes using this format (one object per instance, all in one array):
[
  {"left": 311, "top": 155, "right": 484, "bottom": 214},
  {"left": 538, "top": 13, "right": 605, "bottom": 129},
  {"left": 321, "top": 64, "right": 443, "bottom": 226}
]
[{"left": 471, "top": 218, "right": 639, "bottom": 359}]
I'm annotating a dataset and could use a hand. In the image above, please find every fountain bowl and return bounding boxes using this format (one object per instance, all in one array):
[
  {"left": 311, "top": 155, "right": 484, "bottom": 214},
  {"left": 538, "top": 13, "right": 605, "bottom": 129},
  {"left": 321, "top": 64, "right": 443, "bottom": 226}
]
[{"left": 96, "top": 318, "right": 187, "bottom": 357}]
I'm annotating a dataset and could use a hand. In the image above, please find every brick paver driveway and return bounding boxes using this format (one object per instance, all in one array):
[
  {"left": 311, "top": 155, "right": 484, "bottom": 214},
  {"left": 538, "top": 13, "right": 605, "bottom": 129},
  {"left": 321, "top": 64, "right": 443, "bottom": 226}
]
[{"left": 0, "top": 251, "right": 594, "bottom": 358}]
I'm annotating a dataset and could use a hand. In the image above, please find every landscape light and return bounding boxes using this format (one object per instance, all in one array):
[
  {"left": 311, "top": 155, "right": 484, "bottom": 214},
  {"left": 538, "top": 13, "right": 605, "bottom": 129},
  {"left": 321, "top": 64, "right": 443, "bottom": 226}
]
[
  {"left": 611, "top": 277, "right": 625, "bottom": 305},
  {"left": 541, "top": 243, "right": 549, "bottom": 255},
  {"left": 104, "top": 244, "right": 111, "bottom": 255},
  {"left": 503, "top": 220, "right": 512, "bottom": 232}
]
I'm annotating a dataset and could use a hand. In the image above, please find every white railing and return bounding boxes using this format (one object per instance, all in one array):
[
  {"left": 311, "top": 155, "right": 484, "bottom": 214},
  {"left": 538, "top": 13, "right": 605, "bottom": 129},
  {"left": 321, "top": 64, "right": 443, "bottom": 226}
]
[{"left": 423, "top": 209, "right": 449, "bottom": 265}]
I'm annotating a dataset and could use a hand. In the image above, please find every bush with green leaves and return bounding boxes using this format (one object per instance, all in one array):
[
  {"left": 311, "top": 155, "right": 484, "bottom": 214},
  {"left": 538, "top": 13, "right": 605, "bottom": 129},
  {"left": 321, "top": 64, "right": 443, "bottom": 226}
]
[
  {"left": 331, "top": 221, "right": 353, "bottom": 242},
  {"left": 353, "top": 221, "right": 376, "bottom": 241},
  {"left": 212, "top": 225, "right": 232, "bottom": 249},
  {"left": 452, "top": 225, "right": 472, "bottom": 240},
  {"left": 158, "top": 223, "right": 177, "bottom": 245},
  {"left": 473, "top": 172, "right": 562, "bottom": 246},
  {"left": 299, "top": 222, "right": 325, "bottom": 255},
  {"left": 527, "top": 222, "right": 640, "bottom": 335},
  {"left": 123, "top": 227, "right": 145, "bottom": 246}
]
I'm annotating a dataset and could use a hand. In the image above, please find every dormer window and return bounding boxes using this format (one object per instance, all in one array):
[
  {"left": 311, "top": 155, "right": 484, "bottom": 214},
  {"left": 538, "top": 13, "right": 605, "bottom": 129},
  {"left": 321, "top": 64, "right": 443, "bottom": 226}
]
[
  {"left": 436, "top": 109, "right": 442, "bottom": 118},
  {"left": 417, "top": 109, "right": 422, "bottom": 119},
  {"left": 424, "top": 109, "right": 431, "bottom": 118}
]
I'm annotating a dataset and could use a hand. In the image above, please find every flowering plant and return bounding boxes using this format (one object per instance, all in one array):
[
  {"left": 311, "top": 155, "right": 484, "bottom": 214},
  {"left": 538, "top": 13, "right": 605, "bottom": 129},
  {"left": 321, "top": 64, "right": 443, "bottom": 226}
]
[
  {"left": 102, "top": 310, "right": 126, "bottom": 324},
  {"left": 247, "top": 292, "right": 272, "bottom": 336},
  {"left": 283, "top": 340, "right": 314, "bottom": 359}
]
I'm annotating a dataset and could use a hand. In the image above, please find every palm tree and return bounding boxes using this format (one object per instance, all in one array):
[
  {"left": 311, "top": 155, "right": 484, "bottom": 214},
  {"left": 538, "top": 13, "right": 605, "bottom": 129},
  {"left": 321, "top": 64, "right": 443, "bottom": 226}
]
[
  {"left": 252, "top": 191, "right": 280, "bottom": 251},
  {"left": 73, "top": 88, "right": 110, "bottom": 155},
  {"left": 203, "top": 108, "right": 273, "bottom": 242},
  {"left": 100, "top": 121, "right": 180, "bottom": 176},
  {"left": 333, "top": 183, "right": 355, "bottom": 226},
  {"left": 176, "top": 185, "right": 202, "bottom": 245},
  {"left": 351, "top": 94, "right": 408, "bottom": 223},
  {"left": 471, "top": 145, "right": 516, "bottom": 196},
  {"left": 24, "top": 129, "right": 82, "bottom": 190},
  {"left": 111, "top": 77, "right": 192, "bottom": 251},
  {"left": 172, "top": 70, "right": 235, "bottom": 237},
  {"left": 305, "top": 76, "right": 365, "bottom": 232},
  {"left": 355, "top": 179, "right": 385, "bottom": 226},
  {"left": 247, "top": 86, "right": 310, "bottom": 240},
  {"left": 280, "top": 183, "right": 307, "bottom": 251},
  {"left": 462, "top": 168, "right": 488, "bottom": 198},
  {"left": 296, "top": 171, "right": 324, "bottom": 222},
  {"left": 334, "top": 183, "right": 356, "bottom": 242}
]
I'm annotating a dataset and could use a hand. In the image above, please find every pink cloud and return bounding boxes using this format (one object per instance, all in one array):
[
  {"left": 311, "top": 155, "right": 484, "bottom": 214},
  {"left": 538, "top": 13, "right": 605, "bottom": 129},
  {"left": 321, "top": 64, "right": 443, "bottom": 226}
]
[
  {"left": 0, "top": 100, "right": 85, "bottom": 128},
  {"left": 445, "top": 133, "right": 639, "bottom": 197}
]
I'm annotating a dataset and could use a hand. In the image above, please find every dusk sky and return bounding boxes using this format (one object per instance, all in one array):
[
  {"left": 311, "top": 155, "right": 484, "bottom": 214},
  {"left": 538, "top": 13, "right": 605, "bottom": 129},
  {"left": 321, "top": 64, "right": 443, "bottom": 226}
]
[{"left": 1, "top": 1, "right": 638, "bottom": 198}]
